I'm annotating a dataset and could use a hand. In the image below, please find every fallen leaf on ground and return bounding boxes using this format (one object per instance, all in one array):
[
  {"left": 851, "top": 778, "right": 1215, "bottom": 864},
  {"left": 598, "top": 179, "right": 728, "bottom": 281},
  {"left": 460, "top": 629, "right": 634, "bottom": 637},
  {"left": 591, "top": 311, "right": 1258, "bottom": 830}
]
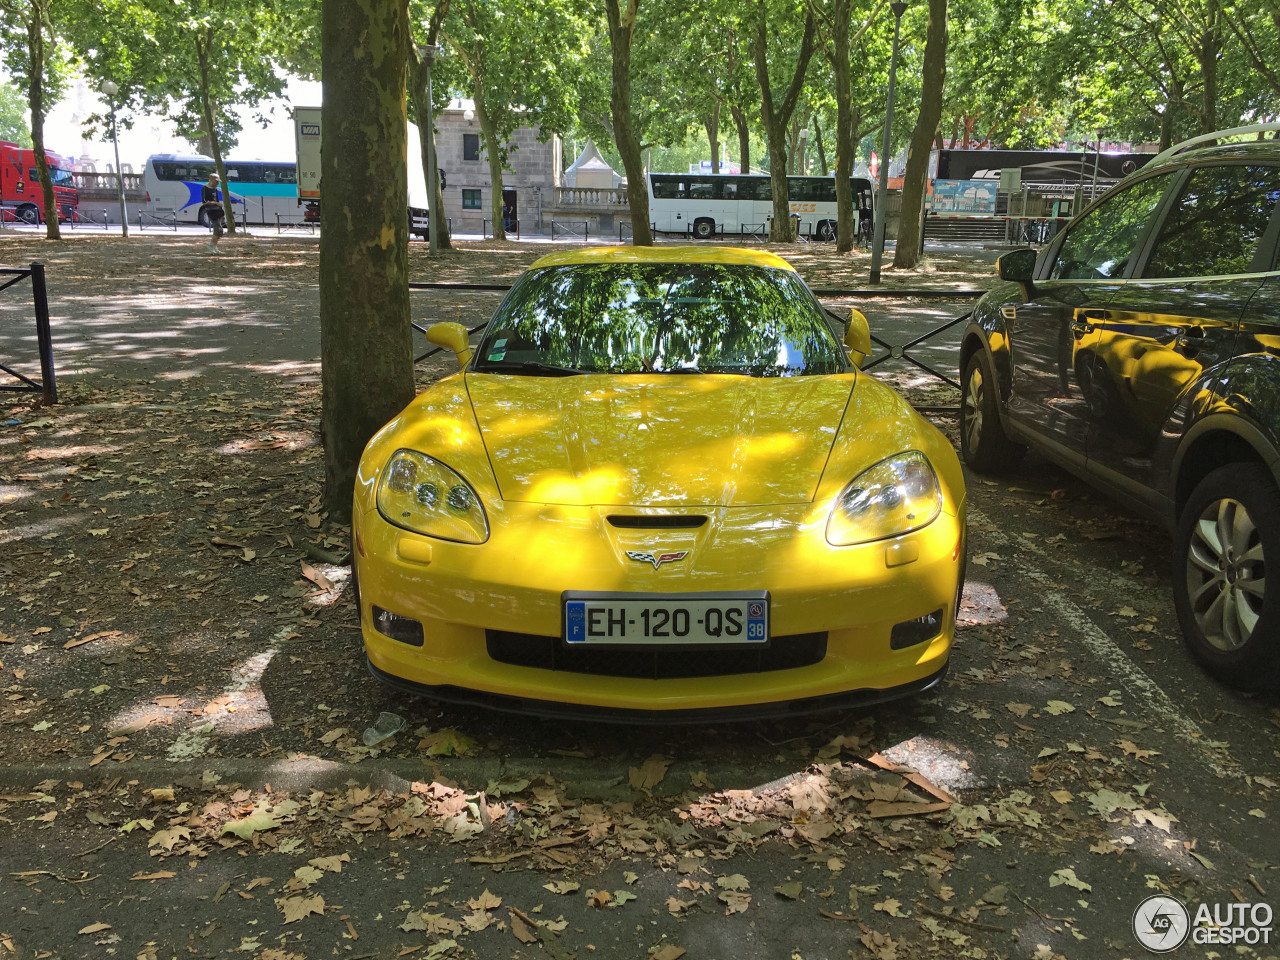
[
  {"left": 130, "top": 871, "right": 175, "bottom": 881},
  {"left": 510, "top": 913, "right": 537, "bottom": 944},
  {"left": 1049, "top": 867, "right": 1092, "bottom": 892},
  {"left": 628, "top": 754, "right": 671, "bottom": 791},
  {"left": 278, "top": 894, "right": 324, "bottom": 924}
]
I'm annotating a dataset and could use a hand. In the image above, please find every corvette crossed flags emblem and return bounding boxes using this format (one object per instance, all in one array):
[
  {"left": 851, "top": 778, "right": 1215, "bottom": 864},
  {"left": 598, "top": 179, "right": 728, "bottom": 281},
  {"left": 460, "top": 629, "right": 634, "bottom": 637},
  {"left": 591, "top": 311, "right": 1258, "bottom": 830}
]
[{"left": 625, "top": 550, "right": 688, "bottom": 570}]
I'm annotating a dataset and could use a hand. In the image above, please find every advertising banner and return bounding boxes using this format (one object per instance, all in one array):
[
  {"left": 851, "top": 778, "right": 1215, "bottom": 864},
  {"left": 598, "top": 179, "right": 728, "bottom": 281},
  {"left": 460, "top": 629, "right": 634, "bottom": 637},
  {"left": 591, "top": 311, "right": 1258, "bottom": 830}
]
[{"left": 928, "top": 179, "right": 998, "bottom": 216}]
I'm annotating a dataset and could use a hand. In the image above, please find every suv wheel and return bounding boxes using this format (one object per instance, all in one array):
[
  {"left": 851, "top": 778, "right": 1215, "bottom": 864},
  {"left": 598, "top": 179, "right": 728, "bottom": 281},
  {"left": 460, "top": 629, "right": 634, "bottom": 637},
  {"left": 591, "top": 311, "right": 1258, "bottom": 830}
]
[
  {"left": 960, "top": 351, "right": 1024, "bottom": 472},
  {"left": 1174, "top": 464, "right": 1279, "bottom": 689}
]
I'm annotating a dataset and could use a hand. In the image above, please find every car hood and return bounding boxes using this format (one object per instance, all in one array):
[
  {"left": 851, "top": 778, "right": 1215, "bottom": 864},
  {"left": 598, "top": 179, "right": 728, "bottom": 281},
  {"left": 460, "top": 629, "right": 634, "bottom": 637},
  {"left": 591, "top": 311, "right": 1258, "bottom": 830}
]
[{"left": 465, "top": 373, "right": 856, "bottom": 506}]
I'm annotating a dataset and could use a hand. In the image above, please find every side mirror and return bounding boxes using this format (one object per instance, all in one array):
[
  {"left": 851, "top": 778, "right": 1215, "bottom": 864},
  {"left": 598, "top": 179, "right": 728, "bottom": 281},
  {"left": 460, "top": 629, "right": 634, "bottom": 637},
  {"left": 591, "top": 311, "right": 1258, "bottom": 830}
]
[
  {"left": 426, "top": 322, "right": 472, "bottom": 370},
  {"left": 844, "top": 309, "right": 871, "bottom": 370},
  {"left": 996, "top": 248, "right": 1038, "bottom": 301}
]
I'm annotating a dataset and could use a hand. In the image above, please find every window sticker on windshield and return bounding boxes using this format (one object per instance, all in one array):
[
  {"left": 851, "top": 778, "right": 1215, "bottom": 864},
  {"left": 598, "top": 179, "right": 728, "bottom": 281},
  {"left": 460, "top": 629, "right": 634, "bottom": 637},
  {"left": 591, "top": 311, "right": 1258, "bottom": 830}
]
[{"left": 487, "top": 338, "right": 508, "bottom": 362}]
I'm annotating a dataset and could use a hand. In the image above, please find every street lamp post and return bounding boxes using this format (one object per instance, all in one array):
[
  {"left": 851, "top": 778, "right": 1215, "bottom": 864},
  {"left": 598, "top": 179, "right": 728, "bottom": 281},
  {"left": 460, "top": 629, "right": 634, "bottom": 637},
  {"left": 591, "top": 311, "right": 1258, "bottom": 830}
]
[
  {"left": 869, "top": 1, "right": 908, "bottom": 284},
  {"left": 101, "top": 80, "right": 129, "bottom": 239},
  {"left": 418, "top": 44, "right": 442, "bottom": 257}
]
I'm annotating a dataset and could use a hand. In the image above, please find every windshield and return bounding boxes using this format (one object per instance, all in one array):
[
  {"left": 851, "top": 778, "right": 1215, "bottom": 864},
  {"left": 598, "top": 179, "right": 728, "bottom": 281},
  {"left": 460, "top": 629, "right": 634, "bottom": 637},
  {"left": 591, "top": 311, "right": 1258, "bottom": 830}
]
[
  {"left": 473, "top": 262, "right": 847, "bottom": 377},
  {"left": 47, "top": 167, "right": 74, "bottom": 187}
]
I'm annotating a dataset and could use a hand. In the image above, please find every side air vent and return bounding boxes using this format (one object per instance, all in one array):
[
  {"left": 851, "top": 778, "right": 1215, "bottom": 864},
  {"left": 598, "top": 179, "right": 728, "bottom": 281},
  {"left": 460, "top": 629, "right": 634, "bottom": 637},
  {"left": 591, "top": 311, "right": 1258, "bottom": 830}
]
[{"left": 607, "top": 515, "right": 708, "bottom": 529}]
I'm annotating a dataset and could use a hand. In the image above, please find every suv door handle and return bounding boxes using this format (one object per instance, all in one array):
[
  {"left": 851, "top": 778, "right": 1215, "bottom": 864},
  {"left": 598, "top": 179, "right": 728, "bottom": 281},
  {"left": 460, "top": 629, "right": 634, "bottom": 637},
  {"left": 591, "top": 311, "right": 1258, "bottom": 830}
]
[
  {"left": 1175, "top": 328, "right": 1207, "bottom": 352},
  {"left": 1070, "top": 320, "right": 1094, "bottom": 339}
]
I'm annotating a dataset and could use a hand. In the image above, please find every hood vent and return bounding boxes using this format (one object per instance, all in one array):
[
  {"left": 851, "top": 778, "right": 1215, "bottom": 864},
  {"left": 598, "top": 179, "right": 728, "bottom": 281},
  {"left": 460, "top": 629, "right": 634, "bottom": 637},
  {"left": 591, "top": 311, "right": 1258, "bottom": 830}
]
[{"left": 607, "top": 515, "right": 708, "bottom": 529}]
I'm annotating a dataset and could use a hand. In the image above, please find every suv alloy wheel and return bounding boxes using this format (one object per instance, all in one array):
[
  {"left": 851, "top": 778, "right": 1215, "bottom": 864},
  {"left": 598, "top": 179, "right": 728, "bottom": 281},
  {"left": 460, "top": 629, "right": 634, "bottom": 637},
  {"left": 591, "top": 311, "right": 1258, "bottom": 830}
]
[{"left": 1174, "top": 464, "right": 1280, "bottom": 688}]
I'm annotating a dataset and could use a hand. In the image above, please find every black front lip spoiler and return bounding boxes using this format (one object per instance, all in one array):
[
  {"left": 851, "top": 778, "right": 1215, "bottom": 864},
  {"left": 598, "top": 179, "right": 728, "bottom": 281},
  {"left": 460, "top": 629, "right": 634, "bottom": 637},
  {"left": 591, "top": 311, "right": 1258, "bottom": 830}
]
[{"left": 365, "top": 658, "right": 948, "bottom": 726}]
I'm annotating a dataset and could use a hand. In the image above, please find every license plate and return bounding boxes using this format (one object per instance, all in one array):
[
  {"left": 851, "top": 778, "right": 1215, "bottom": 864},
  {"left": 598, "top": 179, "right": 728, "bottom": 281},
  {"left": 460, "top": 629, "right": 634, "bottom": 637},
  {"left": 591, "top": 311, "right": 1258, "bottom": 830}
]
[{"left": 563, "top": 591, "right": 769, "bottom": 645}]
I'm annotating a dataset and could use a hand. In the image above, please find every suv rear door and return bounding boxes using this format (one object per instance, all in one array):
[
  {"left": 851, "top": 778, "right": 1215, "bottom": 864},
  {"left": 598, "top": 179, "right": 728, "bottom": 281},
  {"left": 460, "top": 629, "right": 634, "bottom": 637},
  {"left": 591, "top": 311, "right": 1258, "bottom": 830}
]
[{"left": 1083, "top": 163, "right": 1280, "bottom": 504}]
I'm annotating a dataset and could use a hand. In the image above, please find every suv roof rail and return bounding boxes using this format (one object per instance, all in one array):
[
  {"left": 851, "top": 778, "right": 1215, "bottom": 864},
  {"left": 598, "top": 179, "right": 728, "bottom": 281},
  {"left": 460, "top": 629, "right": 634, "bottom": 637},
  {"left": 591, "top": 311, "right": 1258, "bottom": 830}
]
[{"left": 1147, "top": 122, "right": 1280, "bottom": 167}]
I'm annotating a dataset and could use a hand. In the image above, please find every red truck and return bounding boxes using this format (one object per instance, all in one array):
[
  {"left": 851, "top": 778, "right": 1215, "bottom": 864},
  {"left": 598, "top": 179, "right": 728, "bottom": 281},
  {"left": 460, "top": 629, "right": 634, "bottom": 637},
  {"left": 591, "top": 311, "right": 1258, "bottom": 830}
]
[{"left": 0, "top": 141, "right": 79, "bottom": 223}]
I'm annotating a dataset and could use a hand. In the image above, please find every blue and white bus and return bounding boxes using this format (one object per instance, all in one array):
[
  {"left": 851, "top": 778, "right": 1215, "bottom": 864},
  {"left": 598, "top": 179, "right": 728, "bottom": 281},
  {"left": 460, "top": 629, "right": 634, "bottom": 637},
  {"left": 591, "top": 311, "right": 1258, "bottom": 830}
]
[
  {"left": 143, "top": 155, "right": 300, "bottom": 225},
  {"left": 647, "top": 173, "right": 875, "bottom": 241}
]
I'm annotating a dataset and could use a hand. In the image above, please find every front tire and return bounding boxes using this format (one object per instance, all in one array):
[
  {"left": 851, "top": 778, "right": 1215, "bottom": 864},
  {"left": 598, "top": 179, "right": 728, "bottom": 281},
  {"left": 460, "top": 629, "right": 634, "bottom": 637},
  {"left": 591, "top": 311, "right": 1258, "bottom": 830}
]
[
  {"left": 17, "top": 203, "right": 38, "bottom": 224},
  {"left": 960, "top": 351, "right": 1024, "bottom": 472},
  {"left": 816, "top": 219, "right": 835, "bottom": 241},
  {"left": 1174, "top": 464, "right": 1280, "bottom": 690},
  {"left": 197, "top": 207, "right": 211, "bottom": 228},
  {"left": 692, "top": 218, "right": 715, "bottom": 240}
]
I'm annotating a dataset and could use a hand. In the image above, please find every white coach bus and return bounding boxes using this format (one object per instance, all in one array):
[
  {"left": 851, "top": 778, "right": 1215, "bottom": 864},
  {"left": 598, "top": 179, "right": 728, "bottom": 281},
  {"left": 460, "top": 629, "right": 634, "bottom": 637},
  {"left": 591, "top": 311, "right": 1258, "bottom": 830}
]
[{"left": 646, "top": 173, "right": 876, "bottom": 241}]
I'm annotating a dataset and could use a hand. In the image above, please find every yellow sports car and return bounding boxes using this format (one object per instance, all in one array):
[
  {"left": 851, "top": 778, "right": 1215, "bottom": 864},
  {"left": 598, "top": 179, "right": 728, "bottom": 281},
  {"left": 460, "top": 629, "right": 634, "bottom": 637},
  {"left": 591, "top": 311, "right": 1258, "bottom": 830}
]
[{"left": 353, "top": 247, "right": 966, "bottom": 720}]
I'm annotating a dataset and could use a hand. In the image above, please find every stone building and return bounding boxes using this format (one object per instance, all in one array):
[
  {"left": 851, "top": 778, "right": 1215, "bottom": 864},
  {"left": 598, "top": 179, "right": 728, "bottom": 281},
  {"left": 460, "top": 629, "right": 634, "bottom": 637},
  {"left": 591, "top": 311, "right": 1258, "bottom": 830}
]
[{"left": 433, "top": 99, "right": 561, "bottom": 234}]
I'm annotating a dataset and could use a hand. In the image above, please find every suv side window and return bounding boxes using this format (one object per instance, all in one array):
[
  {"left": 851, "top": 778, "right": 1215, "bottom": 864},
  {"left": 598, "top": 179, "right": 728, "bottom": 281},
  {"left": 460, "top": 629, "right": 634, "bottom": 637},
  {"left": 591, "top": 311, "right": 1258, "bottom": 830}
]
[
  {"left": 1143, "top": 164, "right": 1280, "bottom": 278},
  {"left": 1049, "top": 174, "right": 1171, "bottom": 280}
]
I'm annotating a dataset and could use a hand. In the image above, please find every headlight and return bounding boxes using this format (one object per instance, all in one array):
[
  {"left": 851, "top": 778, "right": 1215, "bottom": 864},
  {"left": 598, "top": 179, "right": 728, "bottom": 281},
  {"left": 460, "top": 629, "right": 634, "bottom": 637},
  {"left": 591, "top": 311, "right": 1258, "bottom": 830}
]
[
  {"left": 376, "top": 449, "right": 489, "bottom": 543},
  {"left": 826, "top": 451, "right": 942, "bottom": 545}
]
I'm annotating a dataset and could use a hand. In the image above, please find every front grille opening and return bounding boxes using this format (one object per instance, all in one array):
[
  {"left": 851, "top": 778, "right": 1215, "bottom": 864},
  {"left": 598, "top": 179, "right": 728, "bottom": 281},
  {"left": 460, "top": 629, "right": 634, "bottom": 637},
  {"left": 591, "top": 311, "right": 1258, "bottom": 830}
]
[
  {"left": 486, "top": 630, "right": 826, "bottom": 679},
  {"left": 607, "top": 515, "right": 708, "bottom": 529}
]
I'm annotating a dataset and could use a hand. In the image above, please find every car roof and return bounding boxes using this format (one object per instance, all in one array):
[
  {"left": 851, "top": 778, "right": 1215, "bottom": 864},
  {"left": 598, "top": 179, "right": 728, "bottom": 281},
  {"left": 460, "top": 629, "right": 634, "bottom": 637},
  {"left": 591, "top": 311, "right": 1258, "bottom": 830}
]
[
  {"left": 529, "top": 246, "right": 797, "bottom": 272},
  {"left": 1151, "top": 140, "right": 1280, "bottom": 172}
]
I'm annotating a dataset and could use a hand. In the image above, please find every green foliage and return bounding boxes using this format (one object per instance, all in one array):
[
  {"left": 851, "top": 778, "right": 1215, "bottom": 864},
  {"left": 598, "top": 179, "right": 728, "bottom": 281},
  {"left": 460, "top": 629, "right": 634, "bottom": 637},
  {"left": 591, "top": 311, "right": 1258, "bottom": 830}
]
[
  {"left": 442, "top": 0, "right": 588, "bottom": 164},
  {"left": 0, "top": 79, "right": 31, "bottom": 142},
  {"left": 64, "top": 0, "right": 289, "bottom": 155}
]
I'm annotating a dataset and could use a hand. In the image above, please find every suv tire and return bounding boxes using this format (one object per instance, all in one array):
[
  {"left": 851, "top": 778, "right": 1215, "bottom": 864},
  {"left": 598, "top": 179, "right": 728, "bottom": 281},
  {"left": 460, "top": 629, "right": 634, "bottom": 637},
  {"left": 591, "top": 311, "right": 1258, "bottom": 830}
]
[
  {"left": 960, "top": 351, "right": 1025, "bottom": 472},
  {"left": 1174, "top": 463, "right": 1280, "bottom": 689}
]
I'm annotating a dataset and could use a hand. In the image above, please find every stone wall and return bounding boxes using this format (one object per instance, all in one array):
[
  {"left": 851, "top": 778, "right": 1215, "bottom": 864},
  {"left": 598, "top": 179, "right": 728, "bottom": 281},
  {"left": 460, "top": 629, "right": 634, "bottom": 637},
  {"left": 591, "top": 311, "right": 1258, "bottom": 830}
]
[{"left": 434, "top": 106, "right": 558, "bottom": 235}]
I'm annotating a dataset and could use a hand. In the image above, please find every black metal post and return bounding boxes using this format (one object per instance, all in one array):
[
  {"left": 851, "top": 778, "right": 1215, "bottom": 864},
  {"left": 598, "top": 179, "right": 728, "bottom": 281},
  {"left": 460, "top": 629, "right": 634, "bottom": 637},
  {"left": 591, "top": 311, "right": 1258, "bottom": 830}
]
[{"left": 30, "top": 261, "right": 56, "bottom": 404}]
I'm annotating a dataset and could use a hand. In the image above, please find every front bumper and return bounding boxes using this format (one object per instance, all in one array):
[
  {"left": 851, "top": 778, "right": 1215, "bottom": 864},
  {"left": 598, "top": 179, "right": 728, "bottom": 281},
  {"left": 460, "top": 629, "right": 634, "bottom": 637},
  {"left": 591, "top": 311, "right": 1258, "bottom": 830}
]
[
  {"left": 353, "top": 499, "right": 964, "bottom": 714},
  {"left": 367, "top": 656, "right": 949, "bottom": 723}
]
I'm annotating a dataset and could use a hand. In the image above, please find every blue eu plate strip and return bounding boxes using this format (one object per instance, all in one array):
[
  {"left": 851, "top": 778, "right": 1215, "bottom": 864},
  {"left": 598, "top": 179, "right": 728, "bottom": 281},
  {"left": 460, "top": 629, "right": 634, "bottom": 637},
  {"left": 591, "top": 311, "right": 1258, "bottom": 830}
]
[{"left": 565, "top": 601, "right": 587, "bottom": 643}]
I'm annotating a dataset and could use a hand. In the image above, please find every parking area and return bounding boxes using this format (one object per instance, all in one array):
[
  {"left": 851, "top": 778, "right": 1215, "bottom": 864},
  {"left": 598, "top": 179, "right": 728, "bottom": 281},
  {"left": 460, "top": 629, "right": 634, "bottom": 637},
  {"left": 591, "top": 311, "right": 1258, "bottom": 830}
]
[{"left": 0, "top": 234, "right": 1276, "bottom": 960}]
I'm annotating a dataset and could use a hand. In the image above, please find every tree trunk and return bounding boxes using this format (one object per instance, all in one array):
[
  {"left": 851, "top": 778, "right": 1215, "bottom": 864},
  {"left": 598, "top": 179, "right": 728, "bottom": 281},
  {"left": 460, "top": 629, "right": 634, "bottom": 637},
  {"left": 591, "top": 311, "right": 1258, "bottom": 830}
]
[
  {"left": 753, "top": 10, "right": 816, "bottom": 241},
  {"left": 196, "top": 34, "right": 236, "bottom": 234},
  {"left": 705, "top": 101, "right": 720, "bottom": 174},
  {"left": 472, "top": 86, "right": 508, "bottom": 241},
  {"left": 1159, "top": 76, "right": 1184, "bottom": 152},
  {"left": 826, "top": 0, "right": 854, "bottom": 251},
  {"left": 408, "top": 49, "right": 452, "bottom": 250},
  {"left": 893, "top": 0, "right": 948, "bottom": 270},
  {"left": 25, "top": 5, "right": 60, "bottom": 240},
  {"left": 319, "top": 0, "right": 414, "bottom": 521},
  {"left": 605, "top": 0, "right": 652, "bottom": 245},
  {"left": 1199, "top": 0, "right": 1219, "bottom": 136},
  {"left": 812, "top": 115, "right": 828, "bottom": 176},
  {"left": 730, "top": 104, "right": 750, "bottom": 173}
]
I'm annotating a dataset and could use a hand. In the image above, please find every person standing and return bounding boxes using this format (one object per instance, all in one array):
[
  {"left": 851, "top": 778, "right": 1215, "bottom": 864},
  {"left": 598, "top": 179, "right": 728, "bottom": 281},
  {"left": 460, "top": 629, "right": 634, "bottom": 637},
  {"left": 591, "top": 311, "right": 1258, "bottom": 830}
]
[{"left": 200, "top": 173, "right": 226, "bottom": 254}]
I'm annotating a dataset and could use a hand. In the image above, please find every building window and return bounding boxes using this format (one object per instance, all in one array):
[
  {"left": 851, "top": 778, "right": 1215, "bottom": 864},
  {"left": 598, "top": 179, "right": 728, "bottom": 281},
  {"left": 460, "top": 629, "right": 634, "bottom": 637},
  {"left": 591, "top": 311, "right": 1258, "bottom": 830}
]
[
  {"left": 462, "top": 188, "right": 482, "bottom": 210},
  {"left": 463, "top": 134, "right": 481, "bottom": 161}
]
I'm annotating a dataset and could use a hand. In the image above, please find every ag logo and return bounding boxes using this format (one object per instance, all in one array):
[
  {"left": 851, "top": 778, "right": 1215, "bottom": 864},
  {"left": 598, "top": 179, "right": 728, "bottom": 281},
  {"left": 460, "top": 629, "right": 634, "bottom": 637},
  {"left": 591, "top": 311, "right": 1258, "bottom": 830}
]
[{"left": 1133, "top": 895, "right": 1190, "bottom": 953}]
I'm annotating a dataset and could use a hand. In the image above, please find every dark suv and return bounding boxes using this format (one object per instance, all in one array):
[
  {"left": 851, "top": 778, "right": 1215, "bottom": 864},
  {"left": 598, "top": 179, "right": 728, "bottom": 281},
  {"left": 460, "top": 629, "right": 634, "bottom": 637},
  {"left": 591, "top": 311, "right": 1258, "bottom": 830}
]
[{"left": 959, "top": 126, "right": 1280, "bottom": 689}]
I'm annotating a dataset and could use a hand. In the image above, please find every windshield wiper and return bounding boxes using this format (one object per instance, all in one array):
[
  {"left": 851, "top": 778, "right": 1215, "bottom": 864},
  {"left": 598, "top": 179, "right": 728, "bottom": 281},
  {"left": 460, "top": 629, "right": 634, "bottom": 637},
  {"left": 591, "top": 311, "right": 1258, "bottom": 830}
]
[{"left": 480, "top": 360, "right": 591, "bottom": 377}]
